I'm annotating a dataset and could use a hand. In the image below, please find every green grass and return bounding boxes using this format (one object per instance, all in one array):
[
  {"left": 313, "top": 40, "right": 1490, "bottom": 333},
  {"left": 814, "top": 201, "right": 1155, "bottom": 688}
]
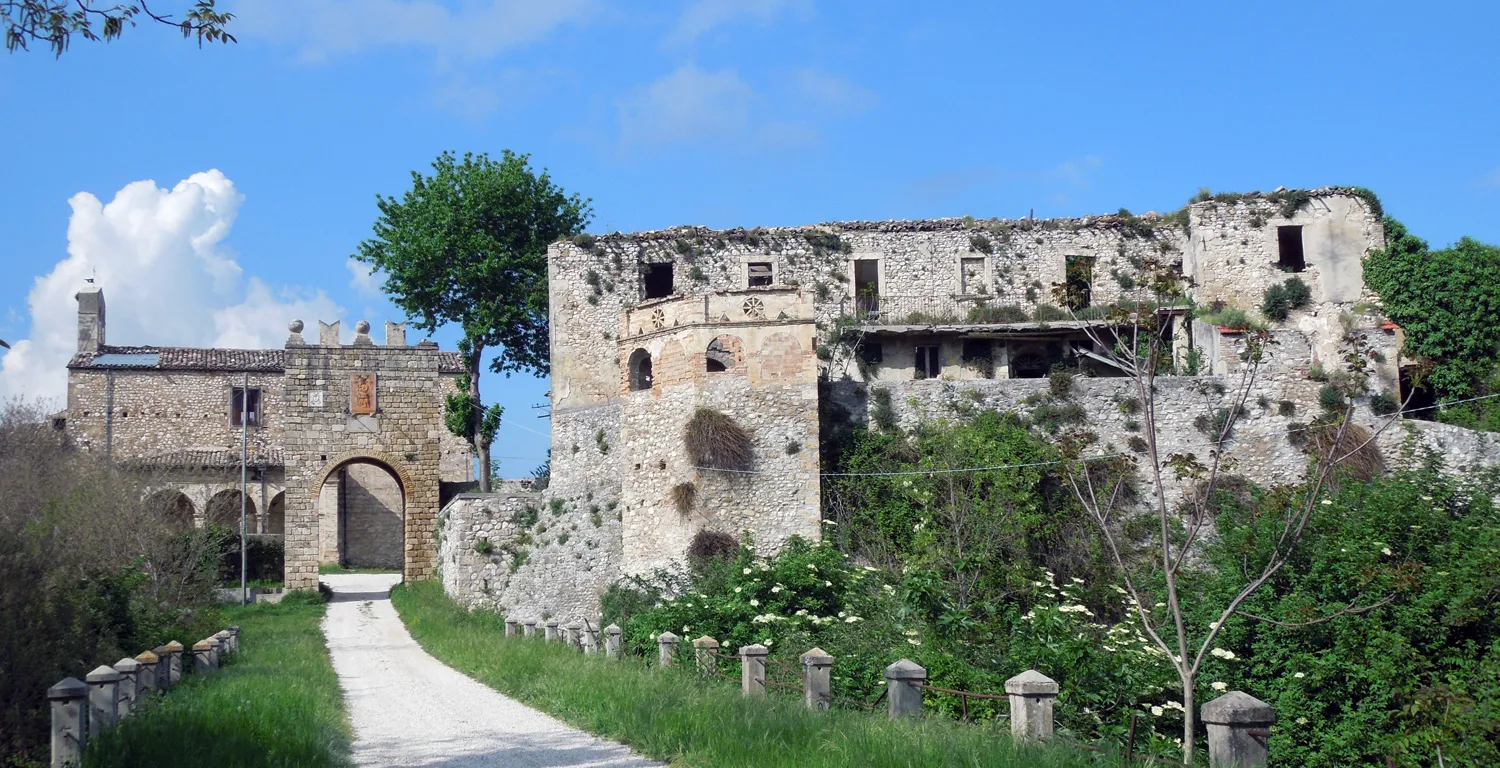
[
  {"left": 318, "top": 564, "right": 400, "bottom": 575},
  {"left": 392, "top": 581, "right": 1102, "bottom": 768},
  {"left": 83, "top": 594, "right": 351, "bottom": 768}
]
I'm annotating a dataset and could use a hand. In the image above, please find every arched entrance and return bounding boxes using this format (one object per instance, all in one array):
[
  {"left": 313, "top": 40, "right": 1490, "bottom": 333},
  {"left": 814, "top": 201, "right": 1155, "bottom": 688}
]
[
  {"left": 205, "top": 489, "right": 258, "bottom": 530},
  {"left": 143, "top": 489, "right": 196, "bottom": 529},
  {"left": 266, "top": 491, "right": 286, "bottom": 536},
  {"left": 316, "top": 457, "right": 406, "bottom": 570}
]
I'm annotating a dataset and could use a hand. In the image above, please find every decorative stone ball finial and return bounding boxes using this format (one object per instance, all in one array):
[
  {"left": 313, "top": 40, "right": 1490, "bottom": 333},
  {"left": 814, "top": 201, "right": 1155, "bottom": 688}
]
[
  {"left": 289, "top": 319, "right": 304, "bottom": 333},
  {"left": 355, "top": 320, "right": 371, "bottom": 334}
]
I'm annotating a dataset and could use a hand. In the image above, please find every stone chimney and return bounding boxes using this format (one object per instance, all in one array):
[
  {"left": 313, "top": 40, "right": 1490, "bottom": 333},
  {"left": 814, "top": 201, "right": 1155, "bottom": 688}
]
[{"left": 76, "top": 286, "right": 105, "bottom": 354}]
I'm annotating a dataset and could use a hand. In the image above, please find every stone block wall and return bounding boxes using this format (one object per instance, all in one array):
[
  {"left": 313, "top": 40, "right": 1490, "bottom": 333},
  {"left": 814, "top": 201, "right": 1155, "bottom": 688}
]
[
  {"left": 341, "top": 463, "right": 405, "bottom": 569},
  {"left": 66, "top": 369, "right": 284, "bottom": 461}
]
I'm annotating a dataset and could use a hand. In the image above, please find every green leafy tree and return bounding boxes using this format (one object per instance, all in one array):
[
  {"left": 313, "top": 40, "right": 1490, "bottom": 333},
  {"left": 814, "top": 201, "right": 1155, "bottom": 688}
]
[
  {"left": 354, "top": 150, "right": 591, "bottom": 491},
  {"left": 1365, "top": 219, "right": 1500, "bottom": 399},
  {"left": 4, "top": 1, "right": 234, "bottom": 55}
]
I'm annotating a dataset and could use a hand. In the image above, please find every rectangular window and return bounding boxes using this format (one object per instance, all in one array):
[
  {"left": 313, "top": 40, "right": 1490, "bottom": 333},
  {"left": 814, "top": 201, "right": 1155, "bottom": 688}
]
[
  {"left": 1064, "top": 255, "right": 1095, "bottom": 310},
  {"left": 854, "top": 258, "right": 880, "bottom": 315},
  {"left": 1277, "top": 226, "right": 1305, "bottom": 272},
  {"left": 961, "top": 340, "right": 992, "bottom": 362},
  {"left": 231, "top": 386, "right": 262, "bottom": 427},
  {"left": 747, "top": 261, "right": 773, "bottom": 287},
  {"left": 859, "top": 342, "right": 884, "bottom": 364},
  {"left": 644, "top": 263, "right": 674, "bottom": 299},
  {"left": 914, "top": 345, "right": 941, "bottom": 379}
]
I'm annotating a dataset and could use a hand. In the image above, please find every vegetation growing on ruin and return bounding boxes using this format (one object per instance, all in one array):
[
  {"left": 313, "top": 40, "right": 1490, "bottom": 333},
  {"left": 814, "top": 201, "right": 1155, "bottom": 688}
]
[
  {"left": 84, "top": 595, "right": 352, "bottom": 768},
  {"left": 683, "top": 407, "right": 754, "bottom": 472},
  {"left": 670, "top": 481, "right": 696, "bottom": 515},
  {"left": 1260, "top": 277, "right": 1312, "bottom": 321}
]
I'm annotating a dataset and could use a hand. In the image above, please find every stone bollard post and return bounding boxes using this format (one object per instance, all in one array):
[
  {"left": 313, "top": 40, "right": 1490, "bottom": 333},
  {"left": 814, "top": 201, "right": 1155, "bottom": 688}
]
[
  {"left": 604, "top": 624, "right": 622, "bottom": 659},
  {"left": 158, "top": 642, "right": 183, "bottom": 686},
  {"left": 205, "top": 637, "right": 221, "bottom": 669},
  {"left": 1005, "top": 670, "right": 1059, "bottom": 741},
  {"left": 112, "top": 658, "right": 141, "bottom": 717},
  {"left": 228, "top": 625, "right": 241, "bottom": 653},
  {"left": 692, "top": 636, "right": 719, "bottom": 677},
  {"left": 191, "top": 641, "right": 214, "bottom": 674},
  {"left": 884, "top": 659, "right": 926, "bottom": 719},
  {"left": 505, "top": 619, "right": 518, "bottom": 637},
  {"left": 566, "top": 622, "right": 582, "bottom": 649},
  {"left": 583, "top": 623, "right": 599, "bottom": 654},
  {"left": 739, "top": 644, "right": 769, "bottom": 696},
  {"left": 544, "top": 619, "right": 560, "bottom": 642},
  {"left": 134, "top": 651, "right": 158, "bottom": 694},
  {"left": 85, "top": 665, "right": 120, "bottom": 736},
  {"left": 523, "top": 620, "right": 537, "bottom": 637},
  {"left": 1202, "top": 691, "right": 1276, "bottom": 768},
  {"left": 48, "top": 677, "right": 88, "bottom": 767},
  {"left": 656, "top": 632, "right": 679, "bottom": 668},
  {"left": 801, "top": 647, "right": 834, "bottom": 711},
  {"left": 216, "top": 630, "right": 233, "bottom": 656}
]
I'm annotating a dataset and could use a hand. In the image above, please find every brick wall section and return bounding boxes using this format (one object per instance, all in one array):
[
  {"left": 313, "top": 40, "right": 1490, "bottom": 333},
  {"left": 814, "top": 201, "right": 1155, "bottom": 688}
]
[{"left": 66, "top": 369, "right": 284, "bottom": 461}]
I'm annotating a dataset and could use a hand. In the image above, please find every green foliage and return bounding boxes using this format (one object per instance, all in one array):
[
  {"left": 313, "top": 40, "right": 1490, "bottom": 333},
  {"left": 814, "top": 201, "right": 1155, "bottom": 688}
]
[
  {"left": 1369, "top": 391, "right": 1399, "bottom": 416},
  {"left": 474, "top": 537, "right": 494, "bottom": 556},
  {"left": 1318, "top": 384, "right": 1346, "bottom": 413},
  {"left": 1196, "top": 306, "right": 1257, "bottom": 331},
  {"left": 1032, "top": 304, "right": 1068, "bottom": 322},
  {"left": 1200, "top": 471, "right": 1500, "bottom": 767},
  {"left": 1277, "top": 399, "right": 1297, "bottom": 417},
  {"left": 83, "top": 599, "right": 350, "bottom": 768},
  {"left": 966, "top": 304, "right": 1030, "bottom": 324},
  {"left": 1365, "top": 218, "right": 1500, "bottom": 398},
  {"left": 968, "top": 233, "right": 994, "bottom": 255},
  {"left": 869, "top": 387, "right": 896, "bottom": 432},
  {"left": 4, "top": 1, "right": 237, "bottom": 56},
  {"left": 1261, "top": 277, "right": 1312, "bottom": 321}
]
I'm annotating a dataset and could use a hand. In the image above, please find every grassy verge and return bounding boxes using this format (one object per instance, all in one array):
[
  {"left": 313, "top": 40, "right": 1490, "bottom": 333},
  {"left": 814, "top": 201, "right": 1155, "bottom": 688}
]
[
  {"left": 318, "top": 564, "right": 400, "bottom": 575},
  {"left": 83, "top": 594, "right": 351, "bottom": 768},
  {"left": 392, "top": 581, "right": 1101, "bottom": 768}
]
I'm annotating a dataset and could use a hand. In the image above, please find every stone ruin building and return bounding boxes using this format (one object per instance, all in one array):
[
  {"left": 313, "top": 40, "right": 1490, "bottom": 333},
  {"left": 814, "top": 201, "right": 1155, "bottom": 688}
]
[
  {"left": 61, "top": 291, "right": 473, "bottom": 590},
  {"left": 438, "top": 187, "right": 1500, "bottom": 622},
  {"left": 55, "top": 187, "right": 1500, "bottom": 613}
]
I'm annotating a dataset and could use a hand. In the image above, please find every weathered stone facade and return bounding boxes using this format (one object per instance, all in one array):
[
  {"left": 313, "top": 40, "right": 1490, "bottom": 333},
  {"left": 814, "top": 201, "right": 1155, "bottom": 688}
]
[
  {"left": 64, "top": 296, "right": 473, "bottom": 589},
  {"left": 439, "top": 187, "right": 1483, "bottom": 625}
]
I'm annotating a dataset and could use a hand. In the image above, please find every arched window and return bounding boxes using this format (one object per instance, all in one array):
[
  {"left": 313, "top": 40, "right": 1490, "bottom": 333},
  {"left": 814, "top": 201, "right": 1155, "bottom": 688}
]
[
  {"left": 628, "top": 348, "right": 653, "bottom": 391},
  {"left": 1010, "top": 346, "right": 1048, "bottom": 379},
  {"left": 706, "top": 338, "right": 735, "bottom": 372}
]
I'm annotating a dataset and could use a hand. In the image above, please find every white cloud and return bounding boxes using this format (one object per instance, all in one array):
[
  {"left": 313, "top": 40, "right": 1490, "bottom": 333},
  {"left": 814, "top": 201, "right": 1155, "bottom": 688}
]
[
  {"left": 618, "top": 64, "right": 759, "bottom": 146},
  {"left": 233, "top": 0, "right": 596, "bottom": 62},
  {"left": 0, "top": 171, "right": 342, "bottom": 404},
  {"left": 1050, "top": 155, "right": 1104, "bottom": 188},
  {"left": 664, "top": 0, "right": 810, "bottom": 46},
  {"left": 789, "top": 68, "right": 877, "bottom": 116},
  {"left": 346, "top": 258, "right": 384, "bottom": 298},
  {"left": 1482, "top": 167, "right": 1500, "bottom": 188}
]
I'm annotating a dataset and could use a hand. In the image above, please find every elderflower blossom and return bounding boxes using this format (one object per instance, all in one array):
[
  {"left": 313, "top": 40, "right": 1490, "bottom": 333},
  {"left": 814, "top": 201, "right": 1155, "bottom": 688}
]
[
  {"left": 907, "top": 637, "right": 922, "bottom": 646},
  {"left": 1211, "top": 681, "right": 1228, "bottom": 692},
  {"left": 845, "top": 616, "right": 862, "bottom": 623},
  {"left": 1210, "top": 647, "right": 1237, "bottom": 660},
  {"left": 1296, "top": 717, "right": 1308, "bottom": 725},
  {"left": 1151, "top": 706, "right": 1164, "bottom": 716},
  {"left": 749, "top": 599, "right": 760, "bottom": 607},
  {"left": 743, "top": 568, "right": 753, "bottom": 575},
  {"left": 771, "top": 585, "right": 783, "bottom": 593},
  {"left": 734, "top": 587, "right": 742, "bottom": 593},
  {"left": 1382, "top": 546, "right": 1393, "bottom": 556},
  {"left": 1321, "top": 499, "right": 1333, "bottom": 505},
  {"left": 1163, "top": 701, "right": 1184, "bottom": 712},
  {"left": 1293, "top": 672, "right": 1305, "bottom": 679}
]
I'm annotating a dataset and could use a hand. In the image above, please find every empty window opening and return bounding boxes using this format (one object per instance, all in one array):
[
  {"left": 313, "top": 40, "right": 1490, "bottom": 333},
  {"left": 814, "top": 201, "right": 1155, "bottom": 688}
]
[
  {"left": 628, "top": 349, "right": 653, "bottom": 391},
  {"left": 706, "top": 338, "right": 735, "bottom": 372},
  {"left": 961, "top": 340, "right": 992, "bottom": 362},
  {"left": 231, "top": 386, "right": 262, "bottom": 427},
  {"left": 643, "top": 263, "right": 674, "bottom": 299},
  {"left": 914, "top": 345, "right": 941, "bottom": 379},
  {"left": 854, "top": 259, "right": 880, "bottom": 315},
  {"left": 1063, "top": 255, "right": 1095, "bottom": 310},
  {"left": 1010, "top": 348, "right": 1048, "bottom": 379},
  {"left": 858, "top": 342, "right": 884, "bottom": 365},
  {"left": 1277, "top": 226, "right": 1305, "bottom": 272},
  {"left": 747, "top": 262, "right": 773, "bottom": 288}
]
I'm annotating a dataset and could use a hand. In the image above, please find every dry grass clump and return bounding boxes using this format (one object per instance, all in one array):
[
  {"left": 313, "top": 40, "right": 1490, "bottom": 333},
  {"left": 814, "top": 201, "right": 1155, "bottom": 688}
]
[
  {"left": 1289, "top": 418, "right": 1384, "bottom": 483},
  {"left": 685, "top": 529, "right": 738, "bottom": 565},
  {"left": 670, "top": 481, "right": 697, "bottom": 515},
  {"left": 683, "top": 407, "right": 754, "bottom": 472}
]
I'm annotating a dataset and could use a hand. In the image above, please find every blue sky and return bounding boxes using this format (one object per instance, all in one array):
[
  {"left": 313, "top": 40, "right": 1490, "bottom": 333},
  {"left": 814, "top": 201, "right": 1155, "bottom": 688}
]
[{"left": 2, "top": 0, "right": 1497, "bottom": 476}]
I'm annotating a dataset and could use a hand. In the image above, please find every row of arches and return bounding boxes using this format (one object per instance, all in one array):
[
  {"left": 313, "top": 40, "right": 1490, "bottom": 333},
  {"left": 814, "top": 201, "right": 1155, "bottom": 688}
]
[
  {"left": 628, "top": 332, "right": 801, "bottom": 392},
  {"left": 144, "top": 487, "right": 287, "bottom": 533}
]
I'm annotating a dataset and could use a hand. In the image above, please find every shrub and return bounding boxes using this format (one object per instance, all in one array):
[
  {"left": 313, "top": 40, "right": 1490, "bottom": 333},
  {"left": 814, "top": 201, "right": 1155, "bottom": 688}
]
[
  {"left": 968, "top": 233, "right": 994, "bottom": 255},
  {"left": 966, "top": 304, "right": 1030, "bottom": 323},
  {"left": 1369, "top": 391, "right": 1400, "bottom": 416},
  {"left": 685, "top": 529, "right": 738, "bottom": 566},
  {"left": 572, "top": 233, "right": 597, "bottom": 249},
  {"left": 1127, "top": 435, "right": 1150, "bottom": 453},
  {"left": 474, "top": 537, "right": 494, "bottom": 556},
  {"left": 1033, "top": 304, "right": 1069, "bottom": 322},
  {"left": 869, "top": 388, "right": 896, "bottom": 432},
  {"left": 1262, "top": 277, "right": 1313, "bottom": 321},
  {"left": 1199, "top": 306, "right": 1254, "bottom": 331},
  {"left": 1048, "top": 369, "right": 1075, "bottom": 399},
  {"left": 684, "top": 408, "right": 754, "bottom": 471},
  {"left": 1277, "top": 399, "right": 1297, "bottom": 417},
  {"left": 671, "top": 482, "right": 697, "bottom": 515},
  {"left": 1318, "top": 384, "right": 1346, "bottom": 413}
]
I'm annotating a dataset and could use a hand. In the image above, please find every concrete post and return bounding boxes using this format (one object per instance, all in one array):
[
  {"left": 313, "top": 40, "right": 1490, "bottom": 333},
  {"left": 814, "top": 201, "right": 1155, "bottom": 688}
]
[
  {"left": 565, "top": 622, "right": 582, "bottom": 648},
  {"left": 740, "top": 644, "right": 769, "bottom": 696},
  {"left": 85, "top": 665, "right": 120, "bottom": 736},
  {"left": 1202, "top": 691, "right": 1276, "bottom": 768},
  {"left": 158, "top": 642, "right": 183, "bottom": 686},
  {"left": 216, "top": 630, "right": 233, "bottom": 656},
  {"left": 134, "top": 651, "right": 158, "bottom": 694},
  {"left": 884, "top": 659, "right": 926, "bottom": 719},
  {"left": 191, "top": 641, "right": 213, "bottom": 674},
  {"left": 692, "top": 636, "right": 719, "bottom": 677},
  {"left": 801, "top": 647, "right": 834, "bottom": 711},
  {"left": 204, "top": 637, "right": 221, "bottom": 669},
  {"left": 656, "top": 631, "right": 679, "bottom": 668},
  {"left": 544, "top": 619, "right": 560, "bottom": 642},
  {"left": 604, "top": 624, "right": 622, "bottom": 659},
  {"left": 583, "top": 624, "right": 599, "bottom": 654},
  {"left": 1005, "top": 670, "right": 1059, "bottom": 741},
  {"left": 523, "top": 620, "right": 537, "bottom": 637},
  {"left": 228, "top": 625, "right": 241, "bottom": 653},
  {"left": 505, "top": 619, "right": 518, "bottom": 637},
  {"left": 112, "top": 658, "right": 141, "bottom": 717},
  {"left": 47, "top": 677, "right": 88, "bottom": 768}
]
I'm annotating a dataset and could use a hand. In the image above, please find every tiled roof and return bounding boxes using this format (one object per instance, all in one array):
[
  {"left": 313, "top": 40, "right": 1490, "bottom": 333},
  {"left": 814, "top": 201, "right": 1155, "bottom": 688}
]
[
  {"left": 436, "top": 352, "right": 465, "bottom": 374},
  {"left": 123, "top": 449, "right": 284, "bottom": 470},
  {"left": 70, "top": 345, "right": 285, "bottom": 371}
]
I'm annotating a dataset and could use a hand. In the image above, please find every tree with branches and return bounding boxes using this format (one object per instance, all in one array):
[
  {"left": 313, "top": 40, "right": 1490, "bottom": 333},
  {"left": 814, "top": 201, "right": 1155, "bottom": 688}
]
[
  {"left": 3, "top": 1, "right": 234, "bottom": 55},
  {"left": 1054, "top": 253, "right": 1404, "bottom": 764},
  {"left": 353, "top": 150, "right": 591, "bottom": 492}
]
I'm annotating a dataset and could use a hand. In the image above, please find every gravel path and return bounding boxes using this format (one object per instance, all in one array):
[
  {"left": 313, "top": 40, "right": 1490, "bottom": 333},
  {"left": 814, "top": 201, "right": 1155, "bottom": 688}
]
[{"left": 321, "top": 573, "right": 662, "bottom": 768}]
